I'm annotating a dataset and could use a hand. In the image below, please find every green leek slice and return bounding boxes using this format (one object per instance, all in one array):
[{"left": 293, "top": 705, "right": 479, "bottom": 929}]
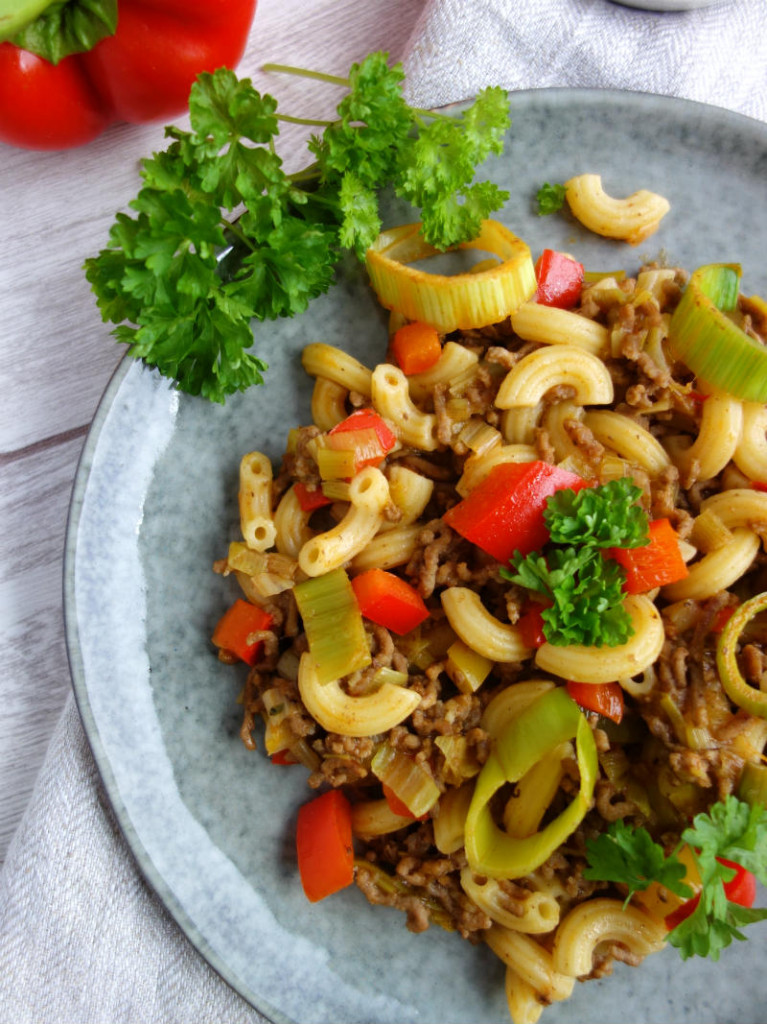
[
  {"left": 371, "top": 741, "right": 440, "bottom": 818},
  {"left": 293, "top": 568, "right": 371, "bottom": 684},
  {"left": 738, "top": 762, "right": 767, "bottom": 808},
  {"left": 464, "top": 687, "right": 597, "bottom": 879},
  {"left": 669, "top": 264, "right": 767, "bottom": 402},
  {"left": 716, "top": 591, "right": 767, "bottom": 719}
]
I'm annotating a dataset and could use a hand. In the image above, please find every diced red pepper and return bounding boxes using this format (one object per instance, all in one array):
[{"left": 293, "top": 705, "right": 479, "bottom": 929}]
[
  {"left": 296, "top": 789, "right": 355, "bottom": 903},
  {"left": 664, "top": 858, "right": 756, "bottom": 930},
  {"left": 382, "top": 783, "right": 428, "bottom": 821},
  {"left": 271, "top": 749, "right": 299, "bottom": 765},
  {"left": 351, "top": 568, "right": 430, "bottom": 635},
  {"left": 751, "top": 481, "right": 767, "bottom": 493},
  {"left": 329, "top": 409, "right": 397, "bottom": 452},
  {"left": 534, "top": 249, "right": 585, "bottom": 309},
  {"left": 326, "top": 409, "right": 398, "bottom": 472},
  {"left": 711, "top": 604, "right": 737, "bottom": 634},
  {"left": 211, "top": 599, "right": 273, "bottom": 666},
  {"left": 294, "top": 481, "right": 333, "bottom": 512},
  {"left": 566, "top": 681, "right": 624, "bottom": 724},
  {"left": 443, "top": 460, "right": 589, "bottom": 562},
  {"left": 607, "top": 518, "right": 689, "bottom": 593},
  {"left": 517, "top": 603, "right": 548, "bottom": 648},
  {"left": 391, "top": 321, "right": 442, "bottom": 375}
]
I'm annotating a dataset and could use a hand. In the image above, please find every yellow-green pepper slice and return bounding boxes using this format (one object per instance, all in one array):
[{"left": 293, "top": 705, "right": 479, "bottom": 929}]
[{"left": 465, "top": 686, "right": 597, "bottom": 879}]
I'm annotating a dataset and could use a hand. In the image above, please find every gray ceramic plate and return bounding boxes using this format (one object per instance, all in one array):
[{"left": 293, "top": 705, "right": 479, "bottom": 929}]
[{"left": 65, "top": 89, "right": 767, "bottom": 1024}]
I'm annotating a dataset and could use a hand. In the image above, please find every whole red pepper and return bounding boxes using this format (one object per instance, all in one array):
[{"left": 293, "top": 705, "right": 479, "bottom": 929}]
[{"left": 0, "top": 0, "right": 256, "bottom": 150}]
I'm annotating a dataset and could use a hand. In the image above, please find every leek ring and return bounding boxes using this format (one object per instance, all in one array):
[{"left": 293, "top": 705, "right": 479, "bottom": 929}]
[{"left": 365, "top": 220, "right": 536, "bottom": 332}]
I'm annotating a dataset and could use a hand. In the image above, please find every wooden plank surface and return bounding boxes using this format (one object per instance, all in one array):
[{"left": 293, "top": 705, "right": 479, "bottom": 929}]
[{"left": 0, "top": 0, "right": 424, "bottom": 863}]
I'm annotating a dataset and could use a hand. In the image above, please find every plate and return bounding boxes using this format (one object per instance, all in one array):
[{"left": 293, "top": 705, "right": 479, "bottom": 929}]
[{"left": 64, "top": 88, "right": 767, "bottom": 1024}]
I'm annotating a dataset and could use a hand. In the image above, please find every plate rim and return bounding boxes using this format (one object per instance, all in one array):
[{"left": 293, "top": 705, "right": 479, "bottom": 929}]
[{"left": 63, "top": 85, "right": 767, "bottom": 1022}]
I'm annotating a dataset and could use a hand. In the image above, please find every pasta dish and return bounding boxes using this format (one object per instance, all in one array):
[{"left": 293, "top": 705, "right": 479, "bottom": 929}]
[{"left": 211, "top": 199, "right": 767, "bottom": 1021}]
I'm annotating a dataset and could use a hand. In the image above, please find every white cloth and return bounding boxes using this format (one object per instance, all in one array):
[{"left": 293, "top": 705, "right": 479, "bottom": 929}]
[
  {"left": 402, "top": 0, "right": 767, "bottom": 121},
  {"left": 2, "top": 1, "right": 765, "bottom": 1022}
]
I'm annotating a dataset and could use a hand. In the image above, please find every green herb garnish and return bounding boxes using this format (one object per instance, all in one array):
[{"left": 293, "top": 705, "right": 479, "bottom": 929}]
[
  {"left": 84, "top": 53, "right": 511, "bottom": 402},
  {"left": 585, "top": 797, "right": 767, "bottom": 961},
  {"left": 501, "top": 480, "right": 649, "bottom": 647},
  {"left": 536, "top": 181, "right": 567, "bottom": 215}
]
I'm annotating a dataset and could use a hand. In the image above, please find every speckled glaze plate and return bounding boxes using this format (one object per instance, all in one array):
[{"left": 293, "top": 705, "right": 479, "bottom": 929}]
[{"left": 64, "top": 89, "right": 767, "bottom": 1024}]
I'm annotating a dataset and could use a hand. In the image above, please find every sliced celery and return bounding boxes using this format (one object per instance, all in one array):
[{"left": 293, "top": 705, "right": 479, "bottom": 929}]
[
  {"left": 371, "top": 741, "right": 440, "bottom": 818},
  {"left": 669, "top": 264, "right": 767, "bottom": 402},
  {"left": 316, "top": 447, "right": 356, "bottom": 480},
  {"left": 293, "top": 568, "right": 371, "bottom": 684},
  {"left": 434, "top": 735, "right": 482, "bottom": 786},
  {"left": 445, "top": 639, "right": 492, "bottom": 694}
]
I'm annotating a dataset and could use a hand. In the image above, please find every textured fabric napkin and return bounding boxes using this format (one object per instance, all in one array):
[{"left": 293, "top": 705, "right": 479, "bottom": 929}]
[{"left": 2, "top": 1, "right": 766, "bottom": 1022}]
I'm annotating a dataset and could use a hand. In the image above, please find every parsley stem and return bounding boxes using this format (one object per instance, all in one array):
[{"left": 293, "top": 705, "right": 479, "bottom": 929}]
[
  {"left": 221, "top": 217, "right": 256, "bottom": 252},
  {"left": 277, "top": 113, "right": 334, "bottom": 128},
  {"left": 261, "top": 62, "right": 349, "bottom": 88}
]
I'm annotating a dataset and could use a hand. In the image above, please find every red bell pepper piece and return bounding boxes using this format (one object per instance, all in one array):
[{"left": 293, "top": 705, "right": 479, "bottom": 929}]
[
  {"left": 0, "top": 0, "right": 256, "bottom": 150},
  {"left": 534, "top": 249, "right": 585, "bottom": 309},
  {"left": 296, "top": 789, "right": 355, "bottom": 903},
  {"left": 271, "top": 749, "right": 299, "bottom": 765},
  {"left": 664, "top": 858, "right": 756, "bottom": 930},
  {"left": 565, "top": 681, "right": 624, "bottom": 724},
  {"left": 382, "top": 784, "right": 428, "bottom": 821},
  {"left": 751, "top": 481, "right": 767, "bottom": 493},
  {"left": 443, "top": 460, "right": 589, "bottom": 562},
  {"left": 608, "top": 518, "right": 689, "bottom": 593},
  {"left": 351, "top": 568, "right": 430, "bottom": 635},
  {"left": 391, "top": 321, "right": 442, "bottom": 375},
  {"left": 329, "top": 409, "right": 397, "bottom": 453},
  {"left": 711, "top": 604, "right": 737, "bottom": 634},
  {"left": 326, "top": 408, "right": 397, "bottom": 472},
  {"left": 517, "top": 603, "right": 548, "bottom": 648},
  {"left": 211, "top": 598, "right": 273, "bottom": 667},
  {"left": 294, "top": 481, "right": 332, "bottom": 512}
]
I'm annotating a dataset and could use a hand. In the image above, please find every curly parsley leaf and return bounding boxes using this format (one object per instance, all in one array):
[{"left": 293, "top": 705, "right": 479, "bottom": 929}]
[
  {"left": 585, "top": 799, "right": 767, "bottom": 962},
  {"left": 85, "top": 55, "right": 512, "bottom": 401},
  {"left": 536, "top": 181, "right": 567, "bottom": 215},
  {"left": 583, "top": 819, "right": 693, "bottom": 902},
  {"left": 504, "top": 544, "right": 633, "bottom": 647},
  {"left": 665, "top": 797, "right": 767, "bottom": 961},
  {"left": 545, "top": 479, "right": 649, "bottom": 549},
  {"left": 501, "top": 481, "right": 648, "bottom": 647}
]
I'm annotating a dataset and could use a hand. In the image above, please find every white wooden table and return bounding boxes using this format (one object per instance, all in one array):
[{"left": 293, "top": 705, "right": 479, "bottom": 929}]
[{"left": 0, "top": 0, "right": 425, "bottom": 864}]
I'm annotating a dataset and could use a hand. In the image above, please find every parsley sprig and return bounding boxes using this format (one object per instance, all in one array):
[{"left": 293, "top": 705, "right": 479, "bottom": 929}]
[
  {"left": 536, "top": 181, "right": 567, "bottom": 215},
  {"left": 501, "top": 479, "right": 649, "bottom": 647},
  {"left": 584, "top": 797, "right": 767, "bottom": 961},
  {"left": 84, "top": 53, "right": 511, "bottom": 402}
]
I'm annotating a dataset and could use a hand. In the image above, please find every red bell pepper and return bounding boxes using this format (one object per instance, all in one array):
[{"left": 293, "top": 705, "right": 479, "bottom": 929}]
[
  {"left": 351, "top": 568, "right": 430, "bottom": 635},
  {"left": 751, "top": 481, "right": 767, "bottom": 494},
  {"left": 296, "top": 789, "right": 355, "bottom": 903},
  {"left": 664, "top": 858, "right": 756, "bottom": 930},
  {"left": 565, "top": 680, "right": 624, "bottom": 724},
  {"left": 608, "top": 518, "right": 689, "bottom": 593},
  {"left": 534, "top": 249, "right": 584, "bottom": 309},
  {"left": 293, "top": 481, "right": 332, "bottom": 513},
  {"left": 0, "top": 0, "right": 256, "bottom": 150},
  {"left": 443, "top": 460, "right": 589, "bottom": 562},
  {"left": 324, "top": 408, "right": 397, "bottom": 474},
  {"left": 211, "top": 598, "right": 273, "bottom": 667},
  {"left": 328, "top": 409, "right": 397, "bottom": 454},
  {"left": 517, "top": 602, "right": 548, "bottom": 648},
  {"left": 382, "top": 783, "right": 428, "bottom": 821},
  {"left": 390, "top": 321, "right": 442, "bottom": 375},
  {"left": 271, "top": 749, "right": 299, "bottom": 766}
]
